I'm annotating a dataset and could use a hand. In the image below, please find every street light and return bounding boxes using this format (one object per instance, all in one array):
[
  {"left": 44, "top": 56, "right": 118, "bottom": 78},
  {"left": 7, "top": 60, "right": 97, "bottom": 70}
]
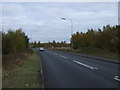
[
  {"left": 61, "top": 17, "right": 73, "bottom": 48},
  {"left": 61, "top": 17, "right": 73, "bottom": 36},
  {"left": 30, "top": 30, "right": 37, "bottom": 42},
  {"left": 29, "top": 30, "right": 38, "bottom": 48}
]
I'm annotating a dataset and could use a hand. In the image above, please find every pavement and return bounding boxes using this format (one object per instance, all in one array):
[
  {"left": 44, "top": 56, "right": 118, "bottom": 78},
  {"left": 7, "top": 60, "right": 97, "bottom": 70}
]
[{"left": 37, "top": 49, "right": 119, "bottom": 88}]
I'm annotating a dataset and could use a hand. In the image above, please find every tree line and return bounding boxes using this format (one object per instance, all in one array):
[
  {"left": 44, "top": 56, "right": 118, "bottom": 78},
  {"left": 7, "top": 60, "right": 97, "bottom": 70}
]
[
  {"left": 71, "top": 25, "right": 119, "bottom": 52},
  {"left": 2, "top": 28, "right": 29, "bottom": 54},
  {"left": 3, "top": 24, "right": 118, "bottom": 54},
  {"left": 30, "top": 40, "right": 70, "bottom": 48}
]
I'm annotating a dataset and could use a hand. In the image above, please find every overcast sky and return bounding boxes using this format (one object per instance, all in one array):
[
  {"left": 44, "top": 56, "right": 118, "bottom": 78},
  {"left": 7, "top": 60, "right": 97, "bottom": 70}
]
[{"left": 2, "top": 2, "right": 118, "bottom": 43}]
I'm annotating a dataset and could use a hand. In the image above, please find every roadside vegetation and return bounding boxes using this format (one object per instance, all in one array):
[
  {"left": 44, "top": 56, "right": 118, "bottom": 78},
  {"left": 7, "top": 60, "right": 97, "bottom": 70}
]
[
  {"left": 55, "top": 47, "right": 118, "bottom": 60},
  {"left": 69, "top": 25, "right": 119, "bottom": 59},
  {"left": 54, "top": 25, "right": 119, "bottom": 60},
  {"left": 30, "top": 25, "right": 119, "bottom": 60},
  {"left": 2, "top": 52, "right": 43, "bottom": 88},
  {"left": 71, "top": 25, "right": 119, "bottom": 53},
  {"left": 30, "top": 40, "right": 70, "bottom": 48},
  {"left": 2, "top": 28, "right": 43, "bottom": 88}
]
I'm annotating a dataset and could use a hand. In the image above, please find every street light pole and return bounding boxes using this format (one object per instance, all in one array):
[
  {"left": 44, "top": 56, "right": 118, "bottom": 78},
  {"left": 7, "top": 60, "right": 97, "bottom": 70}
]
[
  {"left": 30, "top": 30, "right": 37, "bottom": 41},
  {"left": 29, "top": 30, "right": 37, "bottom": 48},
  {"left": 69, "top": 18, "right": 73, "bottom": 37},
  {"left": 61, "top": 17, "right": 73, "bottom": 48}
]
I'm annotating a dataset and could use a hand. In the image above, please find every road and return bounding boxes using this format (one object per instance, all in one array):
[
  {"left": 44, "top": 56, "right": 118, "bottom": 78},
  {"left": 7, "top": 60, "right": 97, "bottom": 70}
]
[{"left": 38, "top": 49, "right": 119, "bottom": 88}]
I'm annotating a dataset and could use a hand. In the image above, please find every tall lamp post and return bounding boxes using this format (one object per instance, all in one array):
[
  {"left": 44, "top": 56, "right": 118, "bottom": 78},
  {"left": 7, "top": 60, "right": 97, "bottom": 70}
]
[
  {"left": 30, "top": 30, "right": 37, "bottom": 42},
  {"left": 30, "top": 30, "right": 37, "bottom": 48},
  {"left": 61, "top": 17, "right": 73, "bottom": 48}
]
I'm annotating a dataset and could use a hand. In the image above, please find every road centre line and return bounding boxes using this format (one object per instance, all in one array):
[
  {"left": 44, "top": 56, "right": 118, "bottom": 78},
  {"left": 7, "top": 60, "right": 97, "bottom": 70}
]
[
  {"left": 59, "top": 55, "right": 68, "bottom": 59},
  {"left": 73, "top": 60, "right": 98, "bottom": 70},
  {"left": 114, "top": 76, "right": 120, "bottom": 82},
  {"left": 54, "top": 53, "right": 58, "bottom": 55}
]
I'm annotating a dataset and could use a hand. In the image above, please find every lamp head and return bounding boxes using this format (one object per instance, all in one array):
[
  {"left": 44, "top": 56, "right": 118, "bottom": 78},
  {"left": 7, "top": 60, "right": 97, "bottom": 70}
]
[{"left": 61, "top": 17, "right": 66, "bottom": 20}]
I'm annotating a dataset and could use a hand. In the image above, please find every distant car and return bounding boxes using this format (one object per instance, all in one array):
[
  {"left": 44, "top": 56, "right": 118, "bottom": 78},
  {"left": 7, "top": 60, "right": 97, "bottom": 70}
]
[{"left": 39, "top": 47, "right": 44, "bottom": 51}]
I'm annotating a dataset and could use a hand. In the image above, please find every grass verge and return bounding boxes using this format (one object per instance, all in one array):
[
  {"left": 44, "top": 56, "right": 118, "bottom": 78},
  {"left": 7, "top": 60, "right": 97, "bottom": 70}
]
[
  {"left": 2, "top": 52, "right": 43, "bottom": 88},
  {"left": 54, "top": 47, "right": 118, "bottom": 60}
]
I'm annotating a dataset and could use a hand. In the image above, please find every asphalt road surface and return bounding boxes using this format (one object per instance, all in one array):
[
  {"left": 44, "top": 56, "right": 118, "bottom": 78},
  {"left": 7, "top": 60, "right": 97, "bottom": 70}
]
[{"left": 38, "top": 49, "right": 119, "bottom": 88}]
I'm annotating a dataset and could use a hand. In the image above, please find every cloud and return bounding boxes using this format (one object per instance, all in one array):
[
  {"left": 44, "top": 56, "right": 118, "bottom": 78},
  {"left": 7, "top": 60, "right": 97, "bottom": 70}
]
[{"left": 2, "top": 2, "right": 118, "bottom": 42}]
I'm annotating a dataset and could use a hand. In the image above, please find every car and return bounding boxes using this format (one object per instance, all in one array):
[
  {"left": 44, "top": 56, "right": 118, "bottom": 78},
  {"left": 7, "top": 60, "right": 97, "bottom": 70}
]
[{"left": 39, "top": 47, "right": 44, "bottom": 51}]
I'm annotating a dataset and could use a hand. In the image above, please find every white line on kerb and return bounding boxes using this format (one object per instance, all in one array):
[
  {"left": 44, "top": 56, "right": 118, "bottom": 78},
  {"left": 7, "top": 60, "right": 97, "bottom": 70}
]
[
  {"left": 114, "top": 76, "right": 120, "bottom": 81},
  {"left": 73, "top": 60, "right": 98, "bottom": 70},
  {"left": 41, "top": 69, "right": 43, "bottom": 75},
  {"left": 59, "top": 55, "right": 68, "bottom": 59}
]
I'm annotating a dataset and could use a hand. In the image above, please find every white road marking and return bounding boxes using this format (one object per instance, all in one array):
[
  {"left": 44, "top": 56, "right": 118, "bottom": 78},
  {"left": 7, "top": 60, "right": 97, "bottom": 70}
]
[
  {"left": 54, "top": 53, "right": 58, "bottom": 55},
  {"left": 41, "top": 69, "right": 43, "bottom": 75},
  {"left": 92, "top": 67, "right": 98, "bottom": 69},
  {"left": 59, "top": 55, "right": 68, "bottom": 59},
  {"left": 114, "top": 76, "right": 120, "bottom": 81},
  {"left": 73, "top": 60, "right": 98, "bottom": 70}
]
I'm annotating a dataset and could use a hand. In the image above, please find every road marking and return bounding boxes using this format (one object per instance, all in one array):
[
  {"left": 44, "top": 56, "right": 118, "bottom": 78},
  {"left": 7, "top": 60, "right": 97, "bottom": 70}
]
[
  {"left": 73, "top": 60, "right": 98, "bottom": 70},
  {"left": 41, "top": 69, "right": 43, "bottom": 75},
  {"left": 59, "top": 55, "right": 68, "bottom": 59},
  {"left": 54, "top": 53, "right": 58, "bottom": 55},
  {"left": 92, "top": 67, "right": 98, "bottom": 69},
  {"left": 114, "top": 76, "right": 120, "bottom": 81}
]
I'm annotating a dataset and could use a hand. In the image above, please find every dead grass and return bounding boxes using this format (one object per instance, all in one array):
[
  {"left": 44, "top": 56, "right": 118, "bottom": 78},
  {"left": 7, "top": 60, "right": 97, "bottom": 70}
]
[
  {"left": 2, "top": 52, "right": 43, "bottom": 88},
  {"left": 54, "top": 47, "right": 118, "bottom": 60},
  {"left": 2, "top": 49, "right": 34, "bottom": 70}
]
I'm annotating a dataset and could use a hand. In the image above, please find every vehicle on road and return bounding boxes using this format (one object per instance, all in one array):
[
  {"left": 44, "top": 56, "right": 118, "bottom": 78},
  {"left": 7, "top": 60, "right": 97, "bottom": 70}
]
[{"left": 39, "top": 47, "right": 44, "bottom": 51}]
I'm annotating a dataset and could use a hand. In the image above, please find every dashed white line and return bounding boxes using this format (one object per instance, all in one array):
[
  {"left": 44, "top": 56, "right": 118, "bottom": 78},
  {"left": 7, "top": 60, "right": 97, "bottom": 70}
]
[
  {"left": 114, "top": 76, "right": 120, "bottom": 81},
  {"left": 59, "top": 55, "right": 68, "bottom": 59},
  {"left": 92, "top": 67, "right": 98, "bottom": 69},
  {"left": 54, "top": 53, "right": 58, "bottom": 55},
  {"left": 73, "top": 60, "right": 98, "bottom": 70}
]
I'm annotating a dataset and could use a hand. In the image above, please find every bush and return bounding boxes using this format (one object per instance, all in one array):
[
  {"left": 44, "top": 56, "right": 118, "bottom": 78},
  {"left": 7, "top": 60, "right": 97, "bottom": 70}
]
[
  {"left": 71, "top": 25, "right": 119, "bottom": 52},
  {"left": 2, "top": 28, "right": 29, "bottom": 54}
]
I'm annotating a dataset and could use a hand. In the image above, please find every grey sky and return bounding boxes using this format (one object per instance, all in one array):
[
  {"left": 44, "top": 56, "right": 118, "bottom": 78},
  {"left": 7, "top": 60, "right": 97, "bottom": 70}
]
[{"left": 2, "top": 2, "right": 118, "bottom": 43}]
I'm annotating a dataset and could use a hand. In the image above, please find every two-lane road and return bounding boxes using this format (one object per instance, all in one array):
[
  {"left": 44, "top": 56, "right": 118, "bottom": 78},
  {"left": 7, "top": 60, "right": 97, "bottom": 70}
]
[{"left": 39, "top": 49, "right": 119, "bottom": 88}]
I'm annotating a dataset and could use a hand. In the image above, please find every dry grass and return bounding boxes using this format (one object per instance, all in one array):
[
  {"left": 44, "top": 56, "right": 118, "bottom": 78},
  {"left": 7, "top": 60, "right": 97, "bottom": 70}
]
[
  {"left": 2, "top": 49, "right": 33, "bottom": 70},
  {"left": 2, "top": 52, "right": 43, "bottom": 88},
  {"left": 54, "top": 47, "right": 118, "bottom": 60}
]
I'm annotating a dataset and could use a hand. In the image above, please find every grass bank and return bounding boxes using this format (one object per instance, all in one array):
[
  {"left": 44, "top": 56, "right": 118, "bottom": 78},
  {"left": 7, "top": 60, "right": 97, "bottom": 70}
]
[
  {"left": 54, "top": 47, "right": 118, "bottom": 60},
  {"left": 2, "top": 52, "right": 43, "bottom": 88}
]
